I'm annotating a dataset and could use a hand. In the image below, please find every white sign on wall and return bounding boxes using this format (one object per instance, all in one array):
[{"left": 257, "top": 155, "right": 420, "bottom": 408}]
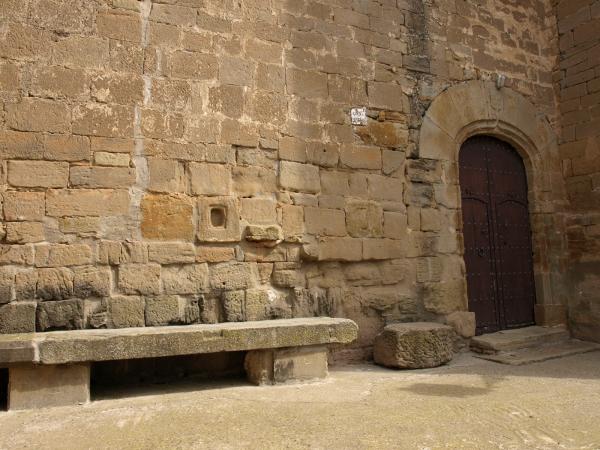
[{"left": 350, "top": 107, "right": 368, "bottom": 126}]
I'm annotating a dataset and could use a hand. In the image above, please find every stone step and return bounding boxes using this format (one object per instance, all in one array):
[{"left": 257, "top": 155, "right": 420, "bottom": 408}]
[
  {"left": 470, "top": 326, "right": 570, "bottom": 354},
  {"left": 473, "top": 339, "right": 600, "bottom": 366}
]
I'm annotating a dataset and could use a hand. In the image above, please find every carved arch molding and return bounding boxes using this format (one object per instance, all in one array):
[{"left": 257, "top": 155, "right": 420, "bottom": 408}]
[{"left": 419, "top": 80, "right": 568, "bottom": 326}]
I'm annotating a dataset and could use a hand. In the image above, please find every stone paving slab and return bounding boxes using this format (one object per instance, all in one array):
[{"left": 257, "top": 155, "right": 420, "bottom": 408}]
[
  {"left": 470, "top": 326, "right": 570, "bottom": 353},
  {"left": 474, "top": 339, "right": 600, "bottom": 365}
]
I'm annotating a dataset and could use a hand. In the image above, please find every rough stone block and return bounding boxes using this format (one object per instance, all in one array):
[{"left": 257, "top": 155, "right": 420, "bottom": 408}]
[
  {"left": 279, "top": 161, "right": 320, "bottom": 193},
  {"left": 245, "top": 225, "right": 283, "bottom": 245},
  {"left": 147, "top": 158, "right": 184, "bottom": 193},
  {"left": 195, "top": 247, "right": 236, "bottom": 263},
  {"left": 0, "top": 302, "right": 36, "bottom": 334},
  {"left": 305, "top": 207, "right": 346, "bottom": 237},
  {"left": 5, "top": 222, "right": 45, "bottom": 244},
  {"left": 245, "top": 289, "right": 270, "bottom": 321},
  {"left": 197, "top": 197, "right": 241, "bottom": 242},
  {"left": 223, "top": 290, "right": 245, "bottom": 322},
  {"left": 73, "top": 267, "right": 111, "bottom": 298},
  {"left": 8, "top": 364, "right": 90, "bottom": 410},
  {"left": 162, "top": 264, "right": 209, "bottom": 295},
  {"left": 6, "top": 98, "right": 70, "bottom": 133},
  {"left": 35, "top": 244, "right": 92, "bottom": 268},
  {"left": 445, "top": 311, "right": 476, "bottom": 338},
  {"left": 118, "top": 264, "right": 161, "bottom": 295},
  {"left": 69, "top": 166, "right": 135, "bottom": 189},
  {"left": 46, "top": 189, "right": 130, "bottom": 217},
  {"left": 141, "top": 194, "right": 194, "bottom": 241},
  {"left": 346, "top": 201, "right": 383, "bottom": 237},
  {"left": 240, "top": 198, "right": 277, "bottom": 225},
  {"left": 37, "top": 299, "right": 84, "bottom": 331},
  {"left": 374, "top": 323, "right": 455, "bottom": 369},
  {"left": 7, "top": 160, "right": 68, "bottom": 188},
  {"left": 2, "top": 192, "right": 45, "bottom": 221},
  {"left": 245, "top": 346, "right": 328, "bottom": 385},
  {"left": 16, "top": 269, "right": 74, "bottom": 301},
  {"left": 190, "top": 163, "right": 232, "bottom": 196},
  {"left": 145, "top": 296, "right": 182, "bottom": 327},
  {"left": 0, "top": 268, "right": 14, "bottom": 304},
  {"left": 0, "top": 245, "right": 34, "bottom": 265},
  {"left": 148, "top": 243, "right": 196, "bottom": 265},
  {"left": 316, "top": 238, "right": 362, "bottom": 262},
  {"left": 209, "top": 263, "right": 257, "bottom": 291},
  {"left": 94, "top": 151, "right": 130, "bottom": 167},
  {"left": 108, "top": 296, "right": 145, "bottom": 328}
]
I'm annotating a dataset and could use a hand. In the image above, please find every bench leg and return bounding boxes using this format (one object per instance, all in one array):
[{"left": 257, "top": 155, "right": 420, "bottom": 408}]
[
  {"left": 245, "top": 346, "right": 328, "bottom": 385},
  {"left": 8, "top": 363, "right": 90, "bottom": 410}
]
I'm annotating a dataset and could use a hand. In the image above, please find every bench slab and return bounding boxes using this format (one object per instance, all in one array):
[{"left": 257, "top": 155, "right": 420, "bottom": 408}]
[
  {"left": 0, "top": 318, "right": 358, "bottom": 410},
  {"left": 0, "top": 318, "right": 357, "bottom": 366}
]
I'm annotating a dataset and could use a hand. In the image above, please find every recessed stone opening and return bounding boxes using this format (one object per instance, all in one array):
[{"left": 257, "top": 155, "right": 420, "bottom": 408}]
[
  {"left": 0, "top": 368, "right": 7, "bottom": 411},
  {"left": 90, "top": 353, "right": 245, "bottom": 401},
  {"left": 210, "top": 207, "right": 227, "bottom": 228}
]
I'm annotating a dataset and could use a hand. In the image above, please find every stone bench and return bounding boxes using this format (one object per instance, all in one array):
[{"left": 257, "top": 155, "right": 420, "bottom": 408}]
[{"left": 0, "top": 317, "right": 358, "bottom": 410}]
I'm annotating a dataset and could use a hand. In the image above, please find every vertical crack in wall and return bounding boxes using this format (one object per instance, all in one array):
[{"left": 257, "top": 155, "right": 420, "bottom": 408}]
[{"left": 130, "top": 0, "right": 153, "bottom": 240}]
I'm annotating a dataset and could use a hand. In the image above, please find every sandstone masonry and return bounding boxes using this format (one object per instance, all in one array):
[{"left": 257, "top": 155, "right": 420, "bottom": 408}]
[{"left": 0, "top": 0, "right": 597, "bottom": 358}]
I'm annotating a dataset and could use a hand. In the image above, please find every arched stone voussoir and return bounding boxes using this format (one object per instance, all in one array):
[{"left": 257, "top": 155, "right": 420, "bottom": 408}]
[
  {"left": 420, "top": 80, "right": 559, "bottom": 172},
  {"left": 419, "top": 116, "right": 456, "bottom": 161},
  {"left": 426, "top": 81, "right": 497, "bottom": 139}
]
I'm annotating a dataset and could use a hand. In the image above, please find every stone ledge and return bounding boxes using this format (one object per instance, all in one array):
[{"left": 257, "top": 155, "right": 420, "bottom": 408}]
[{"left": 0, "top": 318, "right": 358, "bottom": 366}]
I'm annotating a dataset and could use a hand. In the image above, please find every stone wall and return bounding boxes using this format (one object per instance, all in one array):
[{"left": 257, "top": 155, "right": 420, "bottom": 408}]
[
  {"left": 556, "top": 0, "right": 600, "bottom": 342},
  {"left": 0, "top": 0, "right": 564, "bottom": 359}
]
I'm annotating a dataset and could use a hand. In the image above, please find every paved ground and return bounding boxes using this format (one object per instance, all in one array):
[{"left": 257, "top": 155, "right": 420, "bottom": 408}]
[{"left": 1, "top": 352, "right": 599, "bottom": 449}]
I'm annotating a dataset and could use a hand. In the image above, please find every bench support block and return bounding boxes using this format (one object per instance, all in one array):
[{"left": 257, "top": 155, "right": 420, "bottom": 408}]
[
  {"left": 8, "top": 363, "right": 90, "bottom": 410},
  {"left": 245, "top": 346, "right": 328, "bottom": 385}
]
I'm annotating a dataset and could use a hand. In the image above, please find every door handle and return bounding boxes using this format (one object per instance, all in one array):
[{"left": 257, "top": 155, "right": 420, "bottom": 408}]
[{"left": 477, "top": 248, "right": 486, "bottom": 257}]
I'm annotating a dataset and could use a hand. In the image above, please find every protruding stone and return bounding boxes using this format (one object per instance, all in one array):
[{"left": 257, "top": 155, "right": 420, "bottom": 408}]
[
  {"left": 374, "top": 322, "right": 455, "bottom": 369},
  {"left": 445, "top": 311, "right": 476, "bottom": 338},
  {"left": 244, "top": 225, "right": 283, "bottom": 246}
]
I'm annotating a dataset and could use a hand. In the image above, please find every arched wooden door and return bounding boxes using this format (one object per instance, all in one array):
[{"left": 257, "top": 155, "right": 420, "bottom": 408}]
[{"left": 459, "top": 136, "right": 536, "bottom": 335}]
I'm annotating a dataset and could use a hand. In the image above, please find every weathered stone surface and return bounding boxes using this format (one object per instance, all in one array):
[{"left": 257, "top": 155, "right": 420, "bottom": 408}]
[
  {"left": 8, "top": 364, "right": 90, "bottom": 410},
  {"left": 374, "top": 322, "right": 455, "bottom": 369},
  {"left": 148, "top": 243, "right": 195, "bottom": 265},
  {"left": 245, "top": 225, "right": 283, "bottom": 245},
  {"left": 46, "top": 189, "right": 130, "bottom": 217},
  {"left": 16, "top": 268, "right": 74, "bottom": 301},
  {"left": 118, "top": 264, "right": 161, "bottom": 295},
  {"left": 209, "top": 263, "right": 257, "bottom": 291},
  {"left": 346, "top": 201, "right": 383, "bottom": 237},
  {"left": 445, "top": 311, "right": 476, "bottom": 338},
  {"left": 0, "top": 318, "right": 358, "bottom": 364},
  {"left": 35, "top": 244, "right": 92, "bottom": 268},
  {"left": 189, "top": 163, "right": 232, "bottom": 196},
  {"left": 0, "top": 302, "right": 36, "bottom": 334},
  {"left": 162, "top": 264, "right": 209, "bottom": 295},
  {"left": 5, "top": 222, "right": 45, "bottom": 244},
  {"left": 2, "top": 192, "right": 45, "bottom": 221},
  {"left": 145, "top": 296, "right": 182, "bottom": 327},
  {"left": 279, "top": 161, "right": 320, "bottom": 193},
  {"left": 141, "top": 194, "right": 194, "bottom": 241},
  {"left": 73, "top": 267, "right": 111, "bottom": 298},
  {"left": 37, "top": 299, "right": 84, "bottom": 332},
  {"left": 108, "top": 296, "right": 145, "bottom": 329},
  {"left": 245, "top": 346, "right": 328, "bottom": 385}
]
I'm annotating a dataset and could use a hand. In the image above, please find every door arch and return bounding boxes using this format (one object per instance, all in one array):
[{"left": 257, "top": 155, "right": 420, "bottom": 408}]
[{"left": 460, "top": 135, "right": 536, "bottom": 334}]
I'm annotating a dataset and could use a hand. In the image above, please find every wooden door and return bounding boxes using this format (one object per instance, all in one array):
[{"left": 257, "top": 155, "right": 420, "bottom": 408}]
[{"left": 459, "top": 136, "right": 536, "bottom": 334}]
